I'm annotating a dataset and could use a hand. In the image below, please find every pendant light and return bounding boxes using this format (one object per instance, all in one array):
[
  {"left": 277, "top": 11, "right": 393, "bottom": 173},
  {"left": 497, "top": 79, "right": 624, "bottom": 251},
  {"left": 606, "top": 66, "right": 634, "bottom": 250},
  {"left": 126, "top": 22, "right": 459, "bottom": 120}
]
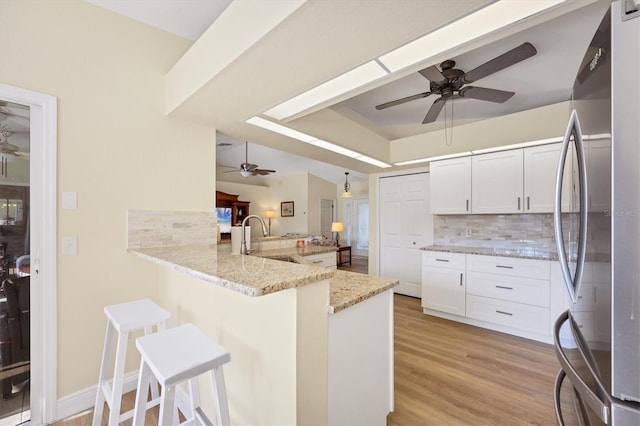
[{"left": 341, "top": 172, "right": 352, "bottom": 198}]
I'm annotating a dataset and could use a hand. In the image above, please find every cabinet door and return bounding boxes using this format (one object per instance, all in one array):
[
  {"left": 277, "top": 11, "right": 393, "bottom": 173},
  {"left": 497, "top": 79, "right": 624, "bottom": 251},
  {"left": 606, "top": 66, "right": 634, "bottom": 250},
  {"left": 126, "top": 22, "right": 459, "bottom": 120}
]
[
  {"left": 421, "top": 266, "right": 465, "bottom": 315},
  {"left": 524, "top": 143, "right": 571, "bottom": 213},
  {"left": 472, "top": 150, "right": 524, "bottom": 213},
  {"left": 429, "top": 157, "right": 471, "bottom": 214}
]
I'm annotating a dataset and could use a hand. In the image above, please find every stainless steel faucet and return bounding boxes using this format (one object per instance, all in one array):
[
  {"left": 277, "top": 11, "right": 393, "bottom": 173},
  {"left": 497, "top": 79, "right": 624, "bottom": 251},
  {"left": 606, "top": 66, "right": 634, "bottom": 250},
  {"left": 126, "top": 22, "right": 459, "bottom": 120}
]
[{"left": 241, "top": 214, "right": 269, "bottom": 255}]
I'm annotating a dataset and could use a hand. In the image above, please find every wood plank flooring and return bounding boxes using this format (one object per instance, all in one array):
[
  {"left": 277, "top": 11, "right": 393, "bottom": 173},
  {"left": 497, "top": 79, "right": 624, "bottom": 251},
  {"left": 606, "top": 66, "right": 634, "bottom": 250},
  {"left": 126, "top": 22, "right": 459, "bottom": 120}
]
[
  {"left": 55, "top": 267, "right": 562, "bottom": 425},
  {"left": 389, "top": 294, "right": 560, "bottom": 425}
]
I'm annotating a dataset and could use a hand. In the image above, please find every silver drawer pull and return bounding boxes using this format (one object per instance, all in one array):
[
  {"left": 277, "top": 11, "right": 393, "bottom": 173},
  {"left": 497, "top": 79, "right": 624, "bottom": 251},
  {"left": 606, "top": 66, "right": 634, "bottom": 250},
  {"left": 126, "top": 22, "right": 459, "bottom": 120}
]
[
  {"left": 435, "top": 259, "right": 450, "bottom": 262},
  {"left": 495, "top": 285, "right": 513, "bottom": 290},
  {"left": 496, "top": 265, "right": 514, "bottom": 269},
  {"left": 312, "top": 260, "right": 323, "bottom": 264},
  {"left": 496, "top": 310, "right": 513, "bottom": 316},
  {"left": 459, "top": 273, "right": 463, "bottom": 286}
]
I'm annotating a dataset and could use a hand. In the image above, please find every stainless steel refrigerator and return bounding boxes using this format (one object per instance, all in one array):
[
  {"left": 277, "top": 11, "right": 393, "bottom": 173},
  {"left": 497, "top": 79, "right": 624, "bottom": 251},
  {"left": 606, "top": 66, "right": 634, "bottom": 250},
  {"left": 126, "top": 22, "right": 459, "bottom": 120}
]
[{"left": 553, "top": 1, "right": 640, "bottom": 425}]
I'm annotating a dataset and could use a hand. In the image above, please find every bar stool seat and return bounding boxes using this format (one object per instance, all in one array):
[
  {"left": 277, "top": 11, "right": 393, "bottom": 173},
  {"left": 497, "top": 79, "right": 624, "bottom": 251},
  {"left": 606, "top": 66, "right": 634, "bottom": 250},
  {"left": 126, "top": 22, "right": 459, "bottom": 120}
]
[
  {"left": 93, "top": 299, "right": 170, "bottom": 426},
  {"left": 133, "top": 323, "right": 231, "bottom": 426}
]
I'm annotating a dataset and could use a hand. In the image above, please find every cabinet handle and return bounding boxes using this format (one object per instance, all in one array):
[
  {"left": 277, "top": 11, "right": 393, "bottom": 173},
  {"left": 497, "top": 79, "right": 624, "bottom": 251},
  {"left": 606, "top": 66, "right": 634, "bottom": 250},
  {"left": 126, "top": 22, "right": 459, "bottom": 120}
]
[
  {"left": 527, "top": 196, "right": 530, "bottom": 210},
  {"left": 466, "top": 199, "right": 469, "bottom": 211},
  {"left": 496, "top": 265, "right": 514, "bottom": 269},
  {"left": 312, "top": 260, "right": 323, "bottom": 264},
  {"left": 496, "top": 310, "right": 513, "bottom": 316},
  {"left": 435, "top": 258, "right": 450, "bottom": 262},
  {"left": 459, "top": 273, "right": 463, "bottom": 286},
  {"left": 517, "top": 196, "right": 521, "bottom": 210},
  {"left": 495, "top": 285, "right": 513, "bottom": 290}
]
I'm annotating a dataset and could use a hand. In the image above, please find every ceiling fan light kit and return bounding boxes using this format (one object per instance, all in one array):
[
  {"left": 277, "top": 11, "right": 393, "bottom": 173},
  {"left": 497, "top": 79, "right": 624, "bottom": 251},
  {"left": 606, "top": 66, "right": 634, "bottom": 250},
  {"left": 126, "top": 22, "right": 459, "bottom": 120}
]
[{"left": 224, "top": 141, "right": 276, "bottom": 178}]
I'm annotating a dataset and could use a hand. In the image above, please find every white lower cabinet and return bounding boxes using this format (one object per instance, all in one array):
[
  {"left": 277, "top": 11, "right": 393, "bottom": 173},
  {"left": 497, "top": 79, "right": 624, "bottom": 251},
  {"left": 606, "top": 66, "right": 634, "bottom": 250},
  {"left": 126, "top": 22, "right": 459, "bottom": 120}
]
[
  {"left": 422, "top": 251, "right": 554, "bottom": 342},
  {"left": 305, "top": 252, "right": 337, "bottom": 269},
  {"left": 465, "top": 295, "right": 550, "bottom": 335},
  {"left": 421, "top": 252, "right": 466, "bottom": 316}
]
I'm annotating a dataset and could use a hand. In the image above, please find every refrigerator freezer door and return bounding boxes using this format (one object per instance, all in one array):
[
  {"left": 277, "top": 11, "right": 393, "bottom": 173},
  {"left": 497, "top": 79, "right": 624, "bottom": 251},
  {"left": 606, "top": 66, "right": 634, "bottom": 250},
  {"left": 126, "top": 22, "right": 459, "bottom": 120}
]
[{"left": 554, "top": 109, "right": 589, "bottom": 303}]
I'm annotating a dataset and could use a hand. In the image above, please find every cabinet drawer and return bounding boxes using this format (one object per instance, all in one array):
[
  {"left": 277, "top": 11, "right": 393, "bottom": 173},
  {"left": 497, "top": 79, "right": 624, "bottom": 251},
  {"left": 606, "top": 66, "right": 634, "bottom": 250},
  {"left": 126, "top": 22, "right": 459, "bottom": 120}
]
[
  {"left": 467, "top": 255, "right": 550, "bottom": 280},
  {"left": 305, "top": 252, "right": 337, "bottom": 268},
  {"left": 466, "top": 272, "right": 550, "bottom": 307},
  {"left": 466, "top": 295, "right": 550, "bottom": 335},
  {"left": 422, "top": 252, "right": 466, "bottom": 269}
]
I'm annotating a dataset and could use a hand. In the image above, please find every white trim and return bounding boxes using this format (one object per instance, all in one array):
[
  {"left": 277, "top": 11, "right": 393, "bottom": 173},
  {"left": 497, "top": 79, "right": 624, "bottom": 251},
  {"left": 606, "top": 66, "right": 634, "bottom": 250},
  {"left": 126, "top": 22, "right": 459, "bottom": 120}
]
[
  {"left": 0, "top": 83, "right": 58, "bottom": 424},
  {"left": 56, "top": 371, "right": 139, "bottom": 421}
]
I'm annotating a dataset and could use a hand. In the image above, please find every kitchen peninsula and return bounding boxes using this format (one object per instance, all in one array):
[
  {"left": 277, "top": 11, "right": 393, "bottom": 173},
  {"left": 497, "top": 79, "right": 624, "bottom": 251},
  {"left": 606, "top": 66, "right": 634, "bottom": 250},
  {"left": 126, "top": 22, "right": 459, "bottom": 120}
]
[{"left": 127, "top": 210, "right": 397, "bottom": 425}]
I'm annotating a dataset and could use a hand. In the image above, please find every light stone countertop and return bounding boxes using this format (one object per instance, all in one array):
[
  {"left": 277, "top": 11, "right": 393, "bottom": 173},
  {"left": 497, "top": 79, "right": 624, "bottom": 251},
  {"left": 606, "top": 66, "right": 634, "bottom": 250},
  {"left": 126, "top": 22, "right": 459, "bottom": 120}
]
[
  {"left": 129, "top": 244, "right": 398, "bottom": 314},
  {"left": 421, "top": 244, "right": 610, "bottom": 263},
  {"left": 421, "top": 244, "right": 560, "bottom": 260}
]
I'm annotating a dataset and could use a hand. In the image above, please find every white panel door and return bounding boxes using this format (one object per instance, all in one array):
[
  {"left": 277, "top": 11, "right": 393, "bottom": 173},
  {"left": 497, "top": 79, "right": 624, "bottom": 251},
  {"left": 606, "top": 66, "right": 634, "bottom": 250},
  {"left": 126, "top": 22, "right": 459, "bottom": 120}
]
[
  {"left": 585, "top": 138, "right": 611, "bottom": 212},
  {"left": 429, "top": 156, "right": 471, "bottom": 214},
  {"left": 524, "top": 143, "right": 571, "bottom": 213},
  {"left": 472, "top": 150, "right": 524, "bottom": 213},
  {"left": 380, "top": 173, "right": 433, "bottom": 298}
]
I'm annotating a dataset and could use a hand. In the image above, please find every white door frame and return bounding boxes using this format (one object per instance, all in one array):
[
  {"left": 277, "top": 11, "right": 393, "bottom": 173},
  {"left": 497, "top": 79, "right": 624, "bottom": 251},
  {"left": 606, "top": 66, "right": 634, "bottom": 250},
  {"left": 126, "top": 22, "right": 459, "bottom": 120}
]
[{"left": 0, "top": 83, "right": 58, "bottom": 424}]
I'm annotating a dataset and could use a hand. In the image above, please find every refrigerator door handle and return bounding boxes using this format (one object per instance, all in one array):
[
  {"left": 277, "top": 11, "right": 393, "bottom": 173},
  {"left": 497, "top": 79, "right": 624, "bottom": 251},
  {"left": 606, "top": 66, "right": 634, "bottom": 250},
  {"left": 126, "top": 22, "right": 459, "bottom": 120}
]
[
  {"left": 554, "top": 311, "right": 611, "bottom": 424},
  {"left": 554, "top": 109, "right": 589, "bottom": 303}
]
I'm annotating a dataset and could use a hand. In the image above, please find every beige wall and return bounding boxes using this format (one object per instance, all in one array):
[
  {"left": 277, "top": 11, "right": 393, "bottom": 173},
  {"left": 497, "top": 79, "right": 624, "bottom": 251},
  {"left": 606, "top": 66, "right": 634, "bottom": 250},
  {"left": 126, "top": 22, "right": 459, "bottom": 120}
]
[
  {"left": 216, "top": 181, "right": 275, "bottom": 237},
  {"left": 0, "top": 0, "right": 215, "bottom": 398},
  {"left": 307, "top": 174, "right": 338, "bottom": 236}
]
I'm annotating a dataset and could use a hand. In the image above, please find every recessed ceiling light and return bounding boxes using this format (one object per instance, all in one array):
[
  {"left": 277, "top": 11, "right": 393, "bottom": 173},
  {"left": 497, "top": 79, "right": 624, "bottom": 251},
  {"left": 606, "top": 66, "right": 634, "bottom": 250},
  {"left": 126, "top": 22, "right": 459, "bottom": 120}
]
[
  {"left": 378, "top": 0, "right": 567, "bottom": 72},
  {"left": 260, "top": 1, "right": 567, "bottom": 121},
  {"left": 246, "top": 116, "right": 392, "bottom": 168},
  {"left": 263, "top": 61, "right": 389, "bottom": 121},
  {"left": 394, "top": 152, "right": 472, "bottom": 166}
]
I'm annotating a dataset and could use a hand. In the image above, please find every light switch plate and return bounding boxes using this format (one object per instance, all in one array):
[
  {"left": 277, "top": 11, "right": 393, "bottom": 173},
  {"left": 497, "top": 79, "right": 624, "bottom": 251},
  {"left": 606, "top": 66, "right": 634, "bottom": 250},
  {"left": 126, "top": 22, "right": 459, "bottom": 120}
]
[
  {"left": 62, "top": 236, "right": 78, "bottom": 255},
  {"left": 62, "top": 192, "right": 77, "bottom": 210}
]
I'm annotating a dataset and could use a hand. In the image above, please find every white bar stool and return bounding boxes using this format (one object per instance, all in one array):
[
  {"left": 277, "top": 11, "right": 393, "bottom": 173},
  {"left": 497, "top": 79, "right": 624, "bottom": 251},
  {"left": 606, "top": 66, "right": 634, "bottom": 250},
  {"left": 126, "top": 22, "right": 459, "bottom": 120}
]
[
  {"left": 132, "top": 323, "right": 231, "bottom": 426},
  {"left": 93, "top": 298, "right": 170, "bottom": 426}
]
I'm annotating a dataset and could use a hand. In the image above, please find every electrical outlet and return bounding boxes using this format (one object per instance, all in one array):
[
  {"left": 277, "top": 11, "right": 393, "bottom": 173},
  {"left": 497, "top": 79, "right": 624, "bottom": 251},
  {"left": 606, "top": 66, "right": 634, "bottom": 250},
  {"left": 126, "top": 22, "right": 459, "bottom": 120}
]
[
  {"left": 62, "top": 236, "right": 78, "bottom": 255},
  {"left": 465, "top": 228, "right": 472, "bottom": 238}
]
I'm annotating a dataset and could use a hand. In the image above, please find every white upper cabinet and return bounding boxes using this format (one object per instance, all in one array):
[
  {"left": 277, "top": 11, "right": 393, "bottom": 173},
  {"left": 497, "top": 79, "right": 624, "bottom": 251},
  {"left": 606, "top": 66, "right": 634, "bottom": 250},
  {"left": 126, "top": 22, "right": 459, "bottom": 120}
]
[
  {"left": 472, "top": 150, "right": 524, "bottom": 214},
  {"left": 523, "top": 143, "right": 571, "bottom": 213},
  {"left": 429, "top": 156, "right": 471, "bottom": 214}
]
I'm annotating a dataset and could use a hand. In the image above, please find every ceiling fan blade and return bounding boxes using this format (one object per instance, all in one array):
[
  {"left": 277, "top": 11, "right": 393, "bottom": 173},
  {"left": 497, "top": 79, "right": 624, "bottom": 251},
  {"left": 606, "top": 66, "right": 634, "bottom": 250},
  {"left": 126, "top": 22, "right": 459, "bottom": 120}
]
[
  {"left": 14, "top": 152, "right": 30, "bottom": 159},
  {"left": 375, "top": 91, "right": 431, "bottom": 110},
  {"left": 461, "top": 42, "right": 537, "bottom": 84},
  {"left": 458, "top": 86, "right": 515, "bottom": 103},
  {"left": 422, "top": 97, "right": 447, "bottom": 124},
  {"left": 418, "top": 65, "right": 446, "bottom": 82},
  {"left": 254, "top": 169, "right": 276, "bottom": 175}
]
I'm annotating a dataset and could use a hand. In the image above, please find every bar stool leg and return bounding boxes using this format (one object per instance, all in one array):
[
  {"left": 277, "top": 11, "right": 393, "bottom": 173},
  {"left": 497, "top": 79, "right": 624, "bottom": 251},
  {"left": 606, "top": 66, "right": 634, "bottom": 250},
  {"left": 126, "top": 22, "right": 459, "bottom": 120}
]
[
  {"left": 132, "top": 359, "right": 152, "bottom": 426},
  {"left": 211, "top": 367, "right": 230, "bottom": 426},
  {"left": 159, "top": 384, "right": 176, "bottom": 426},
  {"left": 92, "top": 321, "right": 114, "bottom": 426},
  {"left": 108, "top": 330, "right": 129, "bottom": 425}
]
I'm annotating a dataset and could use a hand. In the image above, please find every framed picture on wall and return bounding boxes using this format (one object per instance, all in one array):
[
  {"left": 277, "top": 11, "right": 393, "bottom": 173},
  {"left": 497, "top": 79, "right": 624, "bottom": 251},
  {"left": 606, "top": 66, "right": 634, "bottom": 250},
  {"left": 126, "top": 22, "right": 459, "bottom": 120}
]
[{"left": 281, "top": 201, "right": 294, "bottom": 217}]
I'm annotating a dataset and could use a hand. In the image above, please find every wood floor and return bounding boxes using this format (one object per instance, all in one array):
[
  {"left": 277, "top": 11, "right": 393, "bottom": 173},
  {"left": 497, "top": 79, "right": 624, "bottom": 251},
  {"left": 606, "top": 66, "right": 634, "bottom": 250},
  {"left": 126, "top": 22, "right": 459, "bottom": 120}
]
[
  {"left": 56, "top": 260, "right": 562, "bottom": 425},
  {"left": 388, "top": 294, "right": 560, "bottom": 425}
]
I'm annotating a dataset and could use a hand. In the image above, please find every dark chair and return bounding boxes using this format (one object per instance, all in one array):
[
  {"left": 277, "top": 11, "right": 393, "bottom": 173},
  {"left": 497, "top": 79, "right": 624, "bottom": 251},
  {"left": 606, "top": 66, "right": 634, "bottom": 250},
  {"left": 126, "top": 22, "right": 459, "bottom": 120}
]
[{"left": 0, "top": 275, "right": 30, "bottom": 399}]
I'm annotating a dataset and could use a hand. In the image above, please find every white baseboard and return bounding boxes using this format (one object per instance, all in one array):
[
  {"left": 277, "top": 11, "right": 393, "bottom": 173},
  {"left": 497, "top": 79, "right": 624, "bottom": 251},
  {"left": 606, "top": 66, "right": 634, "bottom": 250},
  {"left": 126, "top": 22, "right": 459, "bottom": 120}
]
[{"left": 55, "top": 371, "right": 192, "bottom": 422}]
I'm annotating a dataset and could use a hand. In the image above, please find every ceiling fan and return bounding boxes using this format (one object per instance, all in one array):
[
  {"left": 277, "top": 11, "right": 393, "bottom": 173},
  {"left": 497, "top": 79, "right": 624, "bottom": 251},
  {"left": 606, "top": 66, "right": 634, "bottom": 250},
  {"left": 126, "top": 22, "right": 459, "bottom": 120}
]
[
  {"left": 0, "top": 124, "right": 29, "bottom": 159},
  {"left": 375, "top": 42, "right": 537, "bottom": 124},
  {"left": 223, "top": 141, "right": 275, "bottom": 177}
]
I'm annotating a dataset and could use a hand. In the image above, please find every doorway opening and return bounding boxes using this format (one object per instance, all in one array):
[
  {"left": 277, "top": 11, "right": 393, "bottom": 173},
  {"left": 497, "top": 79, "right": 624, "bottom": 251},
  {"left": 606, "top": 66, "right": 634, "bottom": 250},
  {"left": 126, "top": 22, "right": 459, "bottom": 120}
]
[{"left": 0, "top": 83, "right": 58, "bottom": 425}]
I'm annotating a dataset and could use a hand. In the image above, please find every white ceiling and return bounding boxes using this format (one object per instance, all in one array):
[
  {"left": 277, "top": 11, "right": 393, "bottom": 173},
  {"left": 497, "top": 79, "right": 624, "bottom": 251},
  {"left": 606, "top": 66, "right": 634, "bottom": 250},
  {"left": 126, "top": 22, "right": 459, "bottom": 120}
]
[{"left": 86, "top": 0, "right": 610, "bottom": 178}]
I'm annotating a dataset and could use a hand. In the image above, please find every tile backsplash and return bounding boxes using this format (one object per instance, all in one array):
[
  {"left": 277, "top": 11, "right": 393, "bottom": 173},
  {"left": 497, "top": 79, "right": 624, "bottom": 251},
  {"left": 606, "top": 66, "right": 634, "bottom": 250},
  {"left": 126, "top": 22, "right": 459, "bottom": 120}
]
[
  {"left": 434, "top": 213, "right": 609, "bottom": 253},
  {"left": 127, "top": 210, "right": 216, "bottom": 249}
]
